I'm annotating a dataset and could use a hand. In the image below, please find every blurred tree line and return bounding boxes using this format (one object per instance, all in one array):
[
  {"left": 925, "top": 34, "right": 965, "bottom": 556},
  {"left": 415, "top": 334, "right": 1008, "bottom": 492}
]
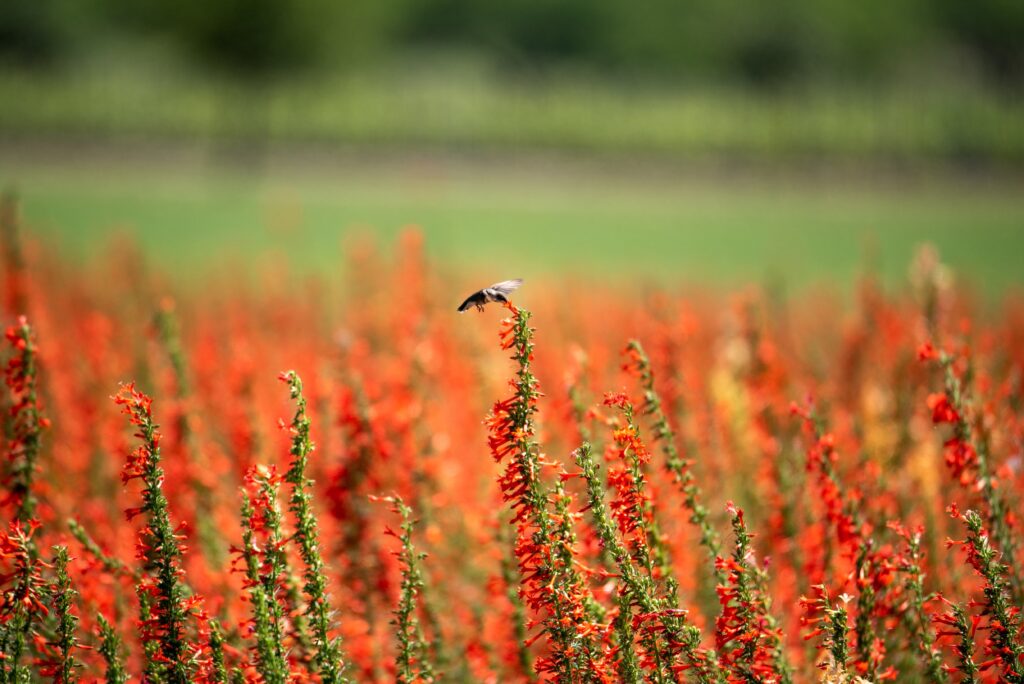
[{"left": 2, "top": 0, "right": 1021, "bottom": 89}]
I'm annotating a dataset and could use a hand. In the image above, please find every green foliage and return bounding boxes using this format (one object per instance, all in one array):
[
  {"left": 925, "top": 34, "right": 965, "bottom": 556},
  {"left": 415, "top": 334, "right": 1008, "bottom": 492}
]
[
  {"left": 239, "top": 486, "right": 289, "bottom": 684},
  {"left": 935, "top": 0, "right": 1024, "bottom": 83},
  {"left": 105, "top": 0, "right": 345, "bottom": 79},
  {"left": 50, "top": 546, "right": 81, "bottom": 682},
  {"left": 208, "top": 621, "right": 229, "bottom": 684},
  {"left": 281, "top": 371, "right": 350, "bottom": 684},
  {"left": 5, "top": 0, "right": 1024, "bottom": 87},
  {"left": 0, "top": 0, "right": 66, "bottom": 67},
  {"left": 1, "top": 66, "right": 1022, "bottom": 163},
  {"left": 9, "top": 166, "right": 1024, "bottom": 300},
  {"left": 98, "top": 614, "right": 129, "bottom": 684},
  {"left": 384, "top": 496, "right": 436, "bottom": 683}
]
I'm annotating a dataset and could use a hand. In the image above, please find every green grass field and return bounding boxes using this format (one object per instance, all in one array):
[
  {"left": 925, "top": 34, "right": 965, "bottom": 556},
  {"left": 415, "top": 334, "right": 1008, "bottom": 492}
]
[{"left": 5, "top": 150, "right": 1023, "bottom": 298}]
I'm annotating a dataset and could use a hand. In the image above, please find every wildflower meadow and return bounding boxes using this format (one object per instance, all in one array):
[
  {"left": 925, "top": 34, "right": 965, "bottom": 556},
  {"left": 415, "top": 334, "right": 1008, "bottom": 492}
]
[{"left": 2, "top": 206, "right": 1024, "bottom": 683}]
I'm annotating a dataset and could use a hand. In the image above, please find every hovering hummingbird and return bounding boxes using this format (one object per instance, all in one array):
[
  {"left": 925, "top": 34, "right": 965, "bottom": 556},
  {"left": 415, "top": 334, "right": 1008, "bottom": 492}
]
[{"left": 457, "top": 279, "right": 523, "bottom": 312}]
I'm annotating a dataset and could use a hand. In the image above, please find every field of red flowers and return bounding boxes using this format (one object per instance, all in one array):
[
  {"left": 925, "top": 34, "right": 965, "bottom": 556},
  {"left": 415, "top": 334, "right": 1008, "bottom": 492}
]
[{"left": 2, "top": 209, "right": 1024, "bottom": 682}]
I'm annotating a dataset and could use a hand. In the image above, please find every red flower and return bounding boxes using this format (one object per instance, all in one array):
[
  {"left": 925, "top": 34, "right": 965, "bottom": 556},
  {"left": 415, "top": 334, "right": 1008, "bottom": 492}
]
[
  {"left": 602, "top": 391, "right": 630, "bottom": 408},
  {"left": 943, "top": 438, "right": 978, "bottom": 485},
  {"left": 917, "top": 342, "right": 939, "bottom": 362},
  {"left": 927, "top": 393, "right": 959, "bottom": 424}
]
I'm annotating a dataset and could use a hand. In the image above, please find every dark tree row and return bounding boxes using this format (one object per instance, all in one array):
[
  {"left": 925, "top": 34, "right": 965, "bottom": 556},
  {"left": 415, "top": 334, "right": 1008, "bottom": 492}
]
[{"left": 2, "top": 0, "right": 1022, "bottom": 88}]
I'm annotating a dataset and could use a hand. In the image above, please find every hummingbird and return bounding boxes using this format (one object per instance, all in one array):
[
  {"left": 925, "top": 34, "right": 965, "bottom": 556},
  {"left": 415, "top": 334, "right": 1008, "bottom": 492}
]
[{"left": 457, "top": 279, "right": 523, "bottom": 312}]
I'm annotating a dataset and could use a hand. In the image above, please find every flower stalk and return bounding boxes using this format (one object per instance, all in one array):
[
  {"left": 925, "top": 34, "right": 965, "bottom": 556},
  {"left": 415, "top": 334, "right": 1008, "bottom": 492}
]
[
  {"left": 280, "top": 370, "right": 348, "bottom": 683},
  {"left": 624, "top": 340, "right": 722, "bottom": 580},
  {"left": 46, "top": 546, "right": 81, "bottom": 683},
  {"left": 97, "top": 613, "right": 129, "bottom": 684},
  {"left": 377, "top": 494, "right": 436, "bottom": 683},
  {"left": 114, "top": 383, "right": 196, "bottom": 684},
  {"left": 4, "top": 316, "right": 48, "bottom": 525},
  {"left": 486, "top": 304, "right": 611, "bottom": 681}
]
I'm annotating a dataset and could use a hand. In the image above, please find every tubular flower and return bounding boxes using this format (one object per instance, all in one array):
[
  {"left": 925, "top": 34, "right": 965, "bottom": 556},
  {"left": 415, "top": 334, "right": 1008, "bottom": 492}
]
[
  {"left": 3, "top": 316, "right": 49, "bottom": 523},
  {"left": 574, "top": 443, "right": 722, "bottom": 683},
  {"left": 114, "top": 382, "right": 203, "bottom": 684},
  {"left": 887, "top": 521, "right": 946, "bottom": 684},
  {"left": 234, "top": 464, "right": 291, "bottom": 683},
  {"left": 799, "top": 585, "right": 852, "bottom": 677},
  {"left": 8, "top": 222, "right": 1024, "bottom": 682},
  {"left": 850, "top": 542, "right": 898, "bottom": 681},
  {"left": 622, "top": 339, "right": 723, "bottom": 587},
  {"left": 932, "top": 599, "right": 981, "bottom": 682},
  {"left": 0, "top": 519, "right": 48, "bottom": 680},
  {"left": 792, "top": 404, "right": 862, "bottom": 556},
  {"left": 486, "top": 303, "right": 612, "bottom": 681},
  {"left": 374, "top": 494, "right": 437, "bottom": 684},
  {"left": 793, "top": 402, "right": 902, "bottom": 678},
  {"left": 280, "top": 370, "right": 350, "bottom": 684},
  {"left": 945, "top": 507, "right": 1024, "bottom": 682},
  {"left": 601, "top": 391, "right": 676, "bottom": 602},
  {"left": 713, "top": 502, "right": 791, "bottom": 684},
  {"left": 926, "top": 393, "right": 979, "bottom": 483},
  {"left": 921, "top": 345, "right": 1022, "bottom": 600}
]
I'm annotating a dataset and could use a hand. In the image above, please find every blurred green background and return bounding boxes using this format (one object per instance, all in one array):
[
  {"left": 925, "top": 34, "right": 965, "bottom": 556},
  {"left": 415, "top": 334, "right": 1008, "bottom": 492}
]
[
  {"left": 3, "top": 0, "right": 1024, "bottom": 159},
  {"left": 1, "top": 0, "right": 1022, "bottom": 291}
]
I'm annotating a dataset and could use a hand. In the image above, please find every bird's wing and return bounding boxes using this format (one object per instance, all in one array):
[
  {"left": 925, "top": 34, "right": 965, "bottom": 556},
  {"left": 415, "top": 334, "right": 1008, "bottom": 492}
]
[
  {"left": 488, "top": 279, "right": 523, "bottom": 296},
  {"left": 457, "top": 290, "right": 486, "bottom": 312}
]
